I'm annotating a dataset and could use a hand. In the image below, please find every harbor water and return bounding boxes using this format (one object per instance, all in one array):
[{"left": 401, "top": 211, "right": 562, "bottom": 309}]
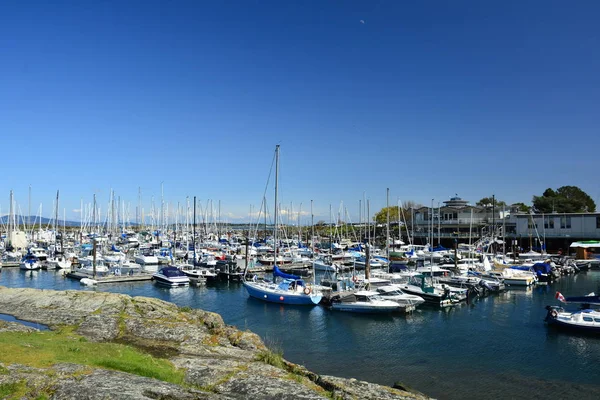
[{"left": 2, "top": 268, "right": 600, "bottom": 399}]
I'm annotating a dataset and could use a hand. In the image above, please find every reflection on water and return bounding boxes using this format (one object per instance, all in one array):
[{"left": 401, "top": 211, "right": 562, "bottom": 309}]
[{"left": 2, "top": 268, "right": 600, "bottom": 399}]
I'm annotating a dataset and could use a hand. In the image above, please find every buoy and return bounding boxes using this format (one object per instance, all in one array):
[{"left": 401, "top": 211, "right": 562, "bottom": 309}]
[{"left": 279, "top": 296, "right": 284, "bottom": 301}]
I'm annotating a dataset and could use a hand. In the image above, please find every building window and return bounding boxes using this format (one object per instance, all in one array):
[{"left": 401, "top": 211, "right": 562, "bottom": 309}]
[
  {"left": 560, "top": 216, "right": 571, "bottom": 229},
  {"left": 544, "top": 216, "right": 554, "bottom": 229},
  {"left": 597, "top": 216, "right": 600, "bottom": 229}
]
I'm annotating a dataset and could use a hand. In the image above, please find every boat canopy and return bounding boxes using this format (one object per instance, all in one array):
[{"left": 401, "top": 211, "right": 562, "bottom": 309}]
[
  {"left": 532, "top": 262, "right": 552, "bottom": 275},
  {"left": 273, "top": 265, "right": 300, "bottom": 280},
  {"left": 569, "top": 241, "right": 600, "bottom": 248}
]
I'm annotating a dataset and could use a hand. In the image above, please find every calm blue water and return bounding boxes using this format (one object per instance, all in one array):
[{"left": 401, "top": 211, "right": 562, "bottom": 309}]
[{"left": 2, "top": 268, "right": 600, "bottom": 399}]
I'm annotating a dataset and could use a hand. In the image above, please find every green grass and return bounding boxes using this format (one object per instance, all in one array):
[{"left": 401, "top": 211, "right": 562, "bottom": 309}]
[
  {"left": 0, "top": 381, "right": 27, "bottom": 399},
  {"left": 0, "top": 328, "right": 185, "bottom": 385},
  {"left": 255, "top": 349, "right": 285, "bottom": 369}
]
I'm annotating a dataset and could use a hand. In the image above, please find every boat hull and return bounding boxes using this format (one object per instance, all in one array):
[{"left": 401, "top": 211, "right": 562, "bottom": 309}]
[
  {"left": 243, "top": 281, "right": 322, "bottom": 305},
  {"left": 152, "top": 275, "right": 190, "bottom": 287},
  {"left": 330, "top": 303, "right": 400, "bottom": 313}
]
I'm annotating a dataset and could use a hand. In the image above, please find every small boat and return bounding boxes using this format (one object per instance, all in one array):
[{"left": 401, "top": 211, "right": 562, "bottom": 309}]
[
  {"left": 396, "top": 274, "right": 464, "bottom": 307},
  {"left": 181, "top": 265, "right": 218, "bottom": 282},
  {"left": 80, "top": 278, "right": 98, "bottom": 286},
  {"left": 313, "top": 255, "right": 340, "bottom": 273},
  {"left": 330, "top": 290, "right": 401, "bottom": 313},
  {"left": 243, "top": 263, "right": 322, "bottom": 305},
  {"left": 564, "top": 292, "right": 600, "bottom": 307},
  {"left": 152, "top": 266, "right": 190, "bottom": 287},
  {"left": 499, "top": 267, "right": 536, "bottom": 286},
  {"left": 375, "top": 285, "right": 426, "bottom": 308},
  {"left": 545, "top": 306, "right": 600, "bottom": 334},
  {"left": 19, "top": 250, "right": 41, "bottom": 270},
  {"left": 46, "top": 254, "right": 72, "bottom": 270}
]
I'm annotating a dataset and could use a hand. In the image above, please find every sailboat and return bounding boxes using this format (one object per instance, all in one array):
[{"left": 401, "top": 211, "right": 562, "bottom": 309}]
[{"left": 242, "top": 145, "right": 322, "bottom": 305}]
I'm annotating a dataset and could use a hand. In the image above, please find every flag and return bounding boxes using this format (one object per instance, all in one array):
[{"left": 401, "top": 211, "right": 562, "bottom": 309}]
[{"left": 555, "top": 291, "right": 566, "bottom": 303}]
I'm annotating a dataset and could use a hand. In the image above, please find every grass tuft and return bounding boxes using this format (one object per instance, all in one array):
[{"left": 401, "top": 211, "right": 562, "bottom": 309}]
[
  {"left": 0, "top": 330, "right": 185, "bottom": 385},
  {"left": 255, "top": 349, "right": 285, "bottom": 369}
]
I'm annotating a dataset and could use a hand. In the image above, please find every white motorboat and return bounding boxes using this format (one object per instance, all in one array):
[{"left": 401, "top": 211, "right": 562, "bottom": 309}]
[
  {"left": 181, "top": 265, "right": 218, "bottom": 282},
  {"left": 499, "top": 268, "right": 536, "bottom": 286},
  {"left": 29, "top": 247, "right": 48, "bottom": 261},
  {"left": 134, "top": 252, "right": 159, "bottom": 268},
  {"left": 330, "top": 290, "right": 402, "bottom": 313},
  {"left": 545, "top": 306, "right": 600, "bottom": 334},
  {"left": 312, "top": 256, "right": 340, "bottom": 273},
  {"left": 46, "top": 255, "right": 72, "bottom": 270},
  {"left": 375, "top": 285, "right": 426, "bottom": 307},
  {"left": 152, "top": 266, "right": 190, "bottom": 287},
  {"left": 396, "top": 274, "right": 466, "bottom": 307}
]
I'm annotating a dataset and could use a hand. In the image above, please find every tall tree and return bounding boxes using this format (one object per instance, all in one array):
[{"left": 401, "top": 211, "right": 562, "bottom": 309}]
[
  {"left": 532, "top": 186, "right": 596, "bottom": 213},
  {"left": 373, "top": 201, "right": 422, "bottom": 224},
  {"left": 476, "top": 197, "right": 507, "bottom": 208},
  {"left": 511, "top": 202, "right": 532, "bottom": 213}
]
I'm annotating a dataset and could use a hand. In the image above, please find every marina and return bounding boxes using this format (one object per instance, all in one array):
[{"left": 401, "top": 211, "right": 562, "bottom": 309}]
[{"left": 1, "top": 264, "right": 599, "bottom": 399}]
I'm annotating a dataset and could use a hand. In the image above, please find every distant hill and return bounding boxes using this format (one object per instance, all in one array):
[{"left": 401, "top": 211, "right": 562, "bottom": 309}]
[{"left": 0, "top": 215, "right": 81, "bottom": 227}]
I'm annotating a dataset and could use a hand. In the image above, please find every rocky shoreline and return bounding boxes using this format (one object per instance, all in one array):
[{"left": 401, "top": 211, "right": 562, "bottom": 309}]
[{"left": 0, "top": 287, "right": 429, "bottom": 399}]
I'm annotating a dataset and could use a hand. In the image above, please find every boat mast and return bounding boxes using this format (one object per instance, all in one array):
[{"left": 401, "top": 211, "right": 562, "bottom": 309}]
[
  {"left": 386, "top": 188, "right": 390, "bottom": 266},
  {"left": 273, "top": 145, "right": 279, "bottom": 263},
  {"left": 54, "top": 190, "right": 59, "bottom": 255},
  {"left": 193, "top": 196, "right": 197, "bottom": 265}
]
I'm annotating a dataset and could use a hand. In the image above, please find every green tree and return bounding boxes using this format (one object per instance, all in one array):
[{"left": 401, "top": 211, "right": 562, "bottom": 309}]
[
  {"left": 373, "top": 201, "right": 422, "bottom": 225},
  {"left": 511, "top": 202, "right": 532, "bottom": 213},
  {"left": 476, "top": 197, "right": 507, "bottom": 208},
  {"left": 532, "top": 186, "right": 596, "bottom": 213}
]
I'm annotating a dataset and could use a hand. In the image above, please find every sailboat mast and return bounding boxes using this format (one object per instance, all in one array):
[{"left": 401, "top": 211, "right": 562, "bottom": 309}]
[
  {"left": 274, "top": 145, "right": 279, "bottom": 261},
  {"left": 386, "top": 188, "right": 390, "bottom": 263},
  {"left": 193, "top": 196, "right": 197, "bottom": 264},
  {"left": 54, "top": 190, "right": 59, "bottom": 254}
]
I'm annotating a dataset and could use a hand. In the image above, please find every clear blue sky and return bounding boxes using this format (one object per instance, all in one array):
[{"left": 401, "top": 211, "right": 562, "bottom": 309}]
[{"left": 1, "top": 0, "right": 599, "bottom": 224}]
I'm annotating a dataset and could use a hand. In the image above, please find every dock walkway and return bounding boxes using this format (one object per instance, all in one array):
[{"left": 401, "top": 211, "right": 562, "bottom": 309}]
[{"left": 65, "top": 272, "right": 153, "bottom": 284}]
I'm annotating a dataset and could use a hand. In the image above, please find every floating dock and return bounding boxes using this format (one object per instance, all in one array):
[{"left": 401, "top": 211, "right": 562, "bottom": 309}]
[{"left": 65, "top": 272, "right": 154, "bottom": 284}]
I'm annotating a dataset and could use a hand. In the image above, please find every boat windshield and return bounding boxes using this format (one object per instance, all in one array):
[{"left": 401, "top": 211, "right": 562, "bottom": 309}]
[{"left": 161, "top": 268, "right": 185, "bottom": 277}]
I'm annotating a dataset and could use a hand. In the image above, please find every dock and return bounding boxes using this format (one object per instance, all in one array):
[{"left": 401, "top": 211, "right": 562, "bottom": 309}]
[
  {"left": 65, "top": 272, "right": 154, "bottom": 284},
  {"left": 1, "top": 262, "right": 21, "bottom": 268}
]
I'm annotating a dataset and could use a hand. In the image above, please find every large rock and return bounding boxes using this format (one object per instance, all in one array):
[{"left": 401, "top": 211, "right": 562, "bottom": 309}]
[{"left": 0, "top": 286, "right": 431, "bottom": 399}]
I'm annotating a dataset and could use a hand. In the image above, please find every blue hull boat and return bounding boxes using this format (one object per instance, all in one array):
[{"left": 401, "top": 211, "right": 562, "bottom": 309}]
[{"left": 243, "top": 280, "right": 322, "bottom": 305}]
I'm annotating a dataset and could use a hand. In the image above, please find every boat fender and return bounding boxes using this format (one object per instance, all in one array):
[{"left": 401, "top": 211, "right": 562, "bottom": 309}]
[
  {"left": 304, "top": 286, "right": 312, "bottom": 295},
  {"left": 352, "top": 275, "right": 358, "bottom": 283},
  {"left": 551, "top": 310, "right": 558, "bottom": 318}
]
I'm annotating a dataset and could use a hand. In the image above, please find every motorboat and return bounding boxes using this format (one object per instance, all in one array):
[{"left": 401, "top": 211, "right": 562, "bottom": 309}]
[
  {"left": 395, "top": 274, "right": 466, "bottom": 307},
  {"left": 152, "top": 266, "right": 190, "bottom": 287},
  {"left": 181, "top": 264, "right": 218, "bottom": 282},
  {"left": 312, "top": 256, "right": 341, "bottom": 273},
  {"left": 46, "top": 254, "right": 72, "bottom": 270},
  {"left": 437, "top": 272, "right": 506, "bottom": 293},
  {"left": 545, "top": 306, "right": 600, "bottom": 334},
  {"left": 329, "top": 290, "right": 402, "bottom": 313},
  {"left": 29, "top": 247, "right": 48, "bottom": 261},
  {"left": 375, "top": 285, "right": 426, "bottom": 308},
  {"left": 499, "top": 268, "right": 536, "bottom": 286},
  {"left": 134, "top": 251, "right": 159, "bottom": 269}
]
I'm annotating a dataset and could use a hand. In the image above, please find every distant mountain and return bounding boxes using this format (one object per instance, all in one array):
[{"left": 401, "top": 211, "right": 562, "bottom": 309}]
[{"left": 0, "top": 215, "right": 81, "bottom": 227}]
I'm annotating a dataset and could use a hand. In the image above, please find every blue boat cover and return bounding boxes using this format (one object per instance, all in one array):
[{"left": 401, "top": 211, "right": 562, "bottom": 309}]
[
  {"left": 273, "top": 265, "right": 300, "bottom": 280},
  {"left": 532, "top": 262, "right": 552, "bottom": 275}
]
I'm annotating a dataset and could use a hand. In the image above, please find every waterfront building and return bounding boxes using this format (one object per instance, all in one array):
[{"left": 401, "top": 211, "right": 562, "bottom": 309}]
[{"left": 411, "top": 196, "right": 501, "bottom": 244}]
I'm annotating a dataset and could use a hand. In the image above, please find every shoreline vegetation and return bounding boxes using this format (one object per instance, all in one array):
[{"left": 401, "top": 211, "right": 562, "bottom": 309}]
[{"left": 0, "top": 287, "right": 429, "bottom": 399}]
